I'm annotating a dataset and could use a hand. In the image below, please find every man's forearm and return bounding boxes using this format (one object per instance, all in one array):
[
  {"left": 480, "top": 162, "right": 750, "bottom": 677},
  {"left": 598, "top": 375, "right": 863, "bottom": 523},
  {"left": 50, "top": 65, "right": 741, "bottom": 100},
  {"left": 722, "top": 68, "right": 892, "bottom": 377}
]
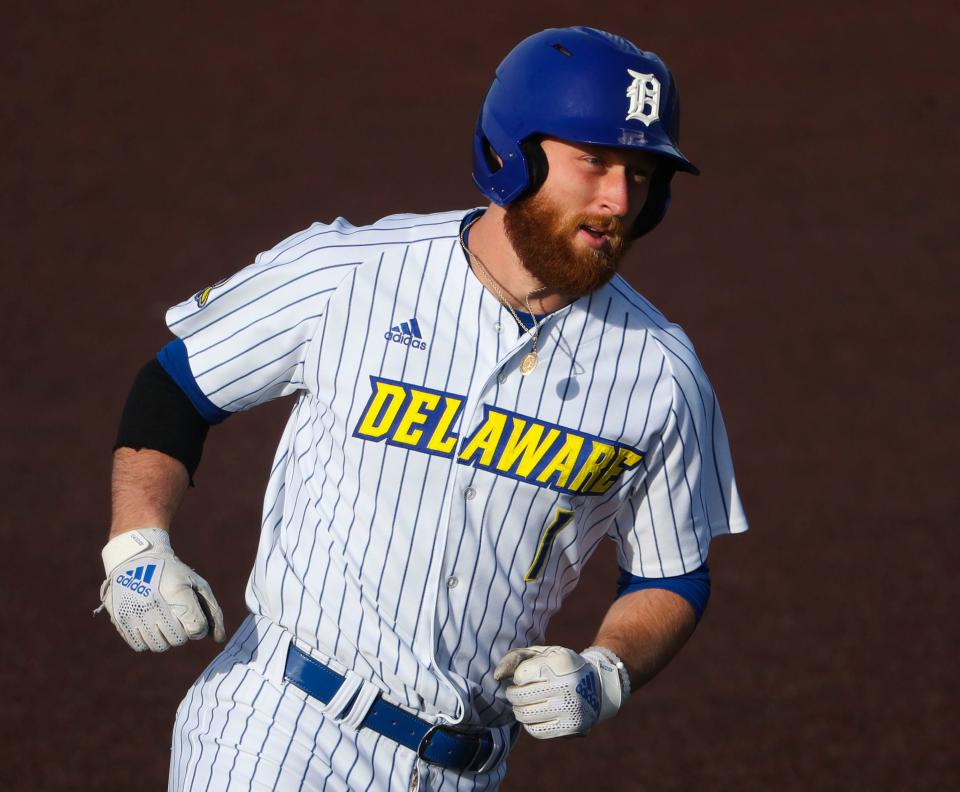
[
  {"left": 110, "top": 447, "right": 190, "bottom": 538},
  {"left": 593, "top": 587, "right": 697, "bottom": 690}
]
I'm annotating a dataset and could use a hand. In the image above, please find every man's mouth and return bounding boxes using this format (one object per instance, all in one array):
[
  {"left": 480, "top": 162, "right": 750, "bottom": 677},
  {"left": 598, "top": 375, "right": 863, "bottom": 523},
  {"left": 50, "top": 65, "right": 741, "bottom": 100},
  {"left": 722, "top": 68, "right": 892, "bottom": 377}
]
[
  {"left": 580, "top": 223, "right": 607, "bottom": 237},
  {"left": 577, "top": 223, "right": 613, "bottom": 248}
]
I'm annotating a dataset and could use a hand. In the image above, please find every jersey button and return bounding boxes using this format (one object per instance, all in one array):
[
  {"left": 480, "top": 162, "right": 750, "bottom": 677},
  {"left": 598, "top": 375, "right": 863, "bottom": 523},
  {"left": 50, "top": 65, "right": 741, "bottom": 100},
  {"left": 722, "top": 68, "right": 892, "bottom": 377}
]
[
  {"left": 498, "top": 371, "right": 508, "bottom": 384},
  {"left": 447, "top": 576, "right": 459, "bottom": 589},
  {"left": 494, "top": 322, "right": 502, "bottom": 333},
  {"left": 464, "top": 487, "right": 476, "bottom": 500}
]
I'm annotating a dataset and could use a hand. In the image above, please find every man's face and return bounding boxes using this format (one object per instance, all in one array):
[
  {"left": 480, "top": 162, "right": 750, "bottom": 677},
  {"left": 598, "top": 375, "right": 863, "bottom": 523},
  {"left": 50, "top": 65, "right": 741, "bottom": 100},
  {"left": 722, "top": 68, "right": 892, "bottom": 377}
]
[{"left": 504, "top": 138, "right": 658, "bottom": 299}]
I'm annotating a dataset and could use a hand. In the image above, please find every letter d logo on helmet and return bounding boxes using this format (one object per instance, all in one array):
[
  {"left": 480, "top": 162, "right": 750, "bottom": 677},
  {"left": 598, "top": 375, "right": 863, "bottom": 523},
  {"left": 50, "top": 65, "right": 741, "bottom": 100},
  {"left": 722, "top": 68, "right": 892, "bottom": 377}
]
[{"left": 472, "top": 27, "right": 699, "bottom": 238}]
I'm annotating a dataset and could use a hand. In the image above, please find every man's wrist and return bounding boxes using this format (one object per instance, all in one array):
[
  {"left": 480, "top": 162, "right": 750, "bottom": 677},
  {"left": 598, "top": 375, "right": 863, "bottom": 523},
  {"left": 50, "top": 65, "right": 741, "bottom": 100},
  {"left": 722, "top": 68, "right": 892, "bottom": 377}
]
[
  {"left": 101, "top": 528, "right": 171, "bottom": 573},
  {"left": 582, "top": 645, "right": 631, "bottom": 710}
]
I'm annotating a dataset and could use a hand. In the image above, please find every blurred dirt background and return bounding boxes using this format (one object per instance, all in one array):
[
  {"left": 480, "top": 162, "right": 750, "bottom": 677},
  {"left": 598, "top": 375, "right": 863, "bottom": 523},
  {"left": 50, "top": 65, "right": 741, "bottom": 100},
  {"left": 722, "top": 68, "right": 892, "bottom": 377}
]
[{"left": 2, "top": 1, "right": 957, "bottom": 789}]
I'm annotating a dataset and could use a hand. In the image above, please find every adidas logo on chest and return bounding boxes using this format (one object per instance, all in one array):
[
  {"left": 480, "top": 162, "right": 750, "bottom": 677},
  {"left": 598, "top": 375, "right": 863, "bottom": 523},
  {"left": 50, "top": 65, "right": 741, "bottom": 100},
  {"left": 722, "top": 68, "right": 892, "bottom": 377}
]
[{"left": 384, "top": 317, "right": 428, "bottom": 350}]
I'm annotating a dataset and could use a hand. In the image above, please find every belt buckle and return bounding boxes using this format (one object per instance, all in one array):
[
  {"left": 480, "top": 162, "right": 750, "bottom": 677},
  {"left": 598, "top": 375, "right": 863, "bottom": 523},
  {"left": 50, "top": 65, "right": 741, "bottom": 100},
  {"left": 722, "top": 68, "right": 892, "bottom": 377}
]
[
  {"left": 463, "top": 731, "right": 490, "bottom": 773},
  {"left": 415, "top": 723, "right": 442, "bottom": 762},
  {"left": 417, "top": 724, "right": 487, "bottom": 772}
]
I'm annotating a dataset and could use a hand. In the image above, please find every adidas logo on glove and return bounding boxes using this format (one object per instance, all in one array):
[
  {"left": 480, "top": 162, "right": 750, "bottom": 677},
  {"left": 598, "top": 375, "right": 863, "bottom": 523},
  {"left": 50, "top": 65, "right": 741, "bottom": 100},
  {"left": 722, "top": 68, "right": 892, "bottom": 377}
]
[
  {"left": 115, "top": 562, "right": 159, "bottom": 597},
  {"left": 575, "top": 672, "right": 600, "bottom": 714}
]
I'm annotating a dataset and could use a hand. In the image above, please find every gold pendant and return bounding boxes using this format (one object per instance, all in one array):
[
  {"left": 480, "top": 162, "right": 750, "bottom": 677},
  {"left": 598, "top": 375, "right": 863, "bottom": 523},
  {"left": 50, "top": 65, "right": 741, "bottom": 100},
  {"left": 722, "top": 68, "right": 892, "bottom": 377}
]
[{"left": 519, "top": 352, "right": 538, "bottom": 375}]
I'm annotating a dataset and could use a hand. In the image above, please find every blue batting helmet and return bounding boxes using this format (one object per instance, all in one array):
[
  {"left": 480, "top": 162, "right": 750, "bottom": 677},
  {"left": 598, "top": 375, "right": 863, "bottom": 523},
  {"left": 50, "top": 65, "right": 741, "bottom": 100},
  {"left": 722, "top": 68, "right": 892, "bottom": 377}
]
[{"left": 472, "top": 26, "right": 699, "bottom": 238}]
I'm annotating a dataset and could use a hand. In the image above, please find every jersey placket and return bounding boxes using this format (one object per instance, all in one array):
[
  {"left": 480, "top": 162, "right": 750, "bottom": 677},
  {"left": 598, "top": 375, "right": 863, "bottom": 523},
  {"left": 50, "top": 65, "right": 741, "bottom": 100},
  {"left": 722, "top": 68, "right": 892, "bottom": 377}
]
[
  {"left": 415, "top": 281, "right": 501, "bottom": 721},
  {"left": 428, "top": 296, "right": 573, "bottom": 723}
]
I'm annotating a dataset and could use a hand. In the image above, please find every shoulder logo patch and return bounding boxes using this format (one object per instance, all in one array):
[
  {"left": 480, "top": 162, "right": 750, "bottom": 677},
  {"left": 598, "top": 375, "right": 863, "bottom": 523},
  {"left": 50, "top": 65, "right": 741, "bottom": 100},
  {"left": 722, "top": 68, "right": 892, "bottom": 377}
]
[
  {"left": 195, "top": 286, "right": 214, "bottom": 308},
  {"left": 193, "top": 277, "right": 229, "bottom": 309},
  {"left": 625, "top": 69, "right": 661, "bottom": 126}
]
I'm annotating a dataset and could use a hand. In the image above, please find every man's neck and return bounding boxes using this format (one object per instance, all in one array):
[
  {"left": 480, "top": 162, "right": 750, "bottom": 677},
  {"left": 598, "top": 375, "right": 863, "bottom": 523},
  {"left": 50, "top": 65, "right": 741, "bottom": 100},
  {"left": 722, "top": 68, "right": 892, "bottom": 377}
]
[{"left": 465, "top": 205, "right": 572, "bottom": 315}]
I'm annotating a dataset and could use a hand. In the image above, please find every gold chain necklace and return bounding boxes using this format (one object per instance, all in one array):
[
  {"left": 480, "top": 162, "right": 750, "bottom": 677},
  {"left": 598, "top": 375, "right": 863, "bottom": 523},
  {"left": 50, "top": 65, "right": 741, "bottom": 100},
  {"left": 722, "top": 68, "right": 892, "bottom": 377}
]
[{"left": 458, "top": 217, "right": 546, "bottom": 375}]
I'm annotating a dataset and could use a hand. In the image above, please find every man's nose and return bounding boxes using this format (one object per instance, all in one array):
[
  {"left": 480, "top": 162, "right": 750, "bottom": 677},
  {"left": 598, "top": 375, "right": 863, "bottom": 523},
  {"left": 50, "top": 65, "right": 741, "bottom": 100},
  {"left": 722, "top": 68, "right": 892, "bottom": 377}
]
[{"left": 599, "top": 168, "right": 630, "bottom": 218}]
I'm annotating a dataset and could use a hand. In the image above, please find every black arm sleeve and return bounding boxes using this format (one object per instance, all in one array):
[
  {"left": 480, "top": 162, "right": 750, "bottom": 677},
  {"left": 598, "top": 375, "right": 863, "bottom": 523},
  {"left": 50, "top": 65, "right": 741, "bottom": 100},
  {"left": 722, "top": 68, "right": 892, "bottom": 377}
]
[{"left": 114, "top": 358, "right": 211, "bottom": 481}]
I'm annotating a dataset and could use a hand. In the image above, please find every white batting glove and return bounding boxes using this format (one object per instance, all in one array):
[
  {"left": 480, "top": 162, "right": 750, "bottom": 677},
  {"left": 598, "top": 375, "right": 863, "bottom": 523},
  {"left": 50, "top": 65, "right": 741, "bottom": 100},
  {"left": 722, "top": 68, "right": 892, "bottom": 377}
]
[
  {"left": 96, "top": 528, "right": 226, "bottom": 652},
  {"left": 493, "top": 645, "right": 630, "bottom": 739}
]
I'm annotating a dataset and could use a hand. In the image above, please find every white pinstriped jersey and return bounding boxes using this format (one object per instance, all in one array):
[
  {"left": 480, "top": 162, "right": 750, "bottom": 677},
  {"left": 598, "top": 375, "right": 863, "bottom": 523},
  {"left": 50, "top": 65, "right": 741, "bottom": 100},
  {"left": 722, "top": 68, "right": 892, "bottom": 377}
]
[{"left": 165, "top": 208, "right": 748, "bottom": 728}]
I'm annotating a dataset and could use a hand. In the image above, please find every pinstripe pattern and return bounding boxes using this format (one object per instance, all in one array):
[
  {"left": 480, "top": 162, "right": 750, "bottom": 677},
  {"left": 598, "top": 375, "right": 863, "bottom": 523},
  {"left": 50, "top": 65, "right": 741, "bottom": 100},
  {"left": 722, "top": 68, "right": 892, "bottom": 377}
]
[{"left": 164, "top": 210, "right": 746, "bottom": 789}]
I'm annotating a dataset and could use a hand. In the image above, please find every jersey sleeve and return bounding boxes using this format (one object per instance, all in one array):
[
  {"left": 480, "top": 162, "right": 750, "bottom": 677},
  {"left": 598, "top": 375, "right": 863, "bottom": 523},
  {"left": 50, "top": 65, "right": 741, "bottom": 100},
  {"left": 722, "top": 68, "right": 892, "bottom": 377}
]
[
  {"left": 610, "top": 357, "right": 749, "bottom": 578},
  {"left": 162, "top": 222, "right": 360, "bottom": 414},
  {"left": 616, "top": 563, "right": 711, "bottom": 621}
]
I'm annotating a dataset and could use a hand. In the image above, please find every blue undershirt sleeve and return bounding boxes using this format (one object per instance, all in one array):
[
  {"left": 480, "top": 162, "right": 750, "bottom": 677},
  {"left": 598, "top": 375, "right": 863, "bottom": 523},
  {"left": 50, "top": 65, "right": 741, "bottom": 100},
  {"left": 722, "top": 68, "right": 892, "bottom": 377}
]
[
  {"left": 616, "top": 562, "right": 711, "bottom": 622},
  {"left": 156, "top": 338, "right": 231, "bottom": 425}
]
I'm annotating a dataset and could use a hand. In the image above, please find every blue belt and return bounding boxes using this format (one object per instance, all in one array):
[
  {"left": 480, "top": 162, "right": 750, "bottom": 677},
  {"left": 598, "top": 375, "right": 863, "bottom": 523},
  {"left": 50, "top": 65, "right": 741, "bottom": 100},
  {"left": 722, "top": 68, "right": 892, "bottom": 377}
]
[{"left": 284, "top": 643, "right": 514, "bottom": 773}]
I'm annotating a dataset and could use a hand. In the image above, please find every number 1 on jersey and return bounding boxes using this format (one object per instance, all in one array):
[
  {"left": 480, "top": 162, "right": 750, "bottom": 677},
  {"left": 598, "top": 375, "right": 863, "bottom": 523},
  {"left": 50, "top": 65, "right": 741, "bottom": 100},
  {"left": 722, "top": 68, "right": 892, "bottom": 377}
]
[{"left": 524, "top": 509, "right": 576, "bottom": 582}]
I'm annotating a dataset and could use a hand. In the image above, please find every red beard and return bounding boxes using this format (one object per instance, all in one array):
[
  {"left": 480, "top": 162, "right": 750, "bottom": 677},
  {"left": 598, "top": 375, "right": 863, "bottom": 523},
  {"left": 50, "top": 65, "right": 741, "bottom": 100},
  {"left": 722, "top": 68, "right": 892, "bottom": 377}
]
[{"left": 503, "top": 190, "right": 631, "bottom": 299}]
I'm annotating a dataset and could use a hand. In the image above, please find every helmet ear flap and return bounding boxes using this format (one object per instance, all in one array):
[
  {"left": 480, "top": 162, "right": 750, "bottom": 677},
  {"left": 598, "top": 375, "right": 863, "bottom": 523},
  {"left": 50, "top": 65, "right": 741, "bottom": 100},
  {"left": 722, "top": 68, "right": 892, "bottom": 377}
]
[
  {"left": 479, "top": 134, "right": 502, "bottom": 176},
  {"left": 473, "top": 110, "right": 534, "bottom": 205},
  {"left": 518, "top": 138, "right": 548, "bottom": 200},
  {"left": 631, "top": 166, "right": 674, "bottom": 239}
]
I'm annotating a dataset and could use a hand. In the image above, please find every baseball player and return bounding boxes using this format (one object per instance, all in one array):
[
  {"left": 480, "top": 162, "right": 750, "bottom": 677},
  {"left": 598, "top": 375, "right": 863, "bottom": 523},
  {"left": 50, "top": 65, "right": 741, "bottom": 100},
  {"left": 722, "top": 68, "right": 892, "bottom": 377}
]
[{"left": 97, "top": 27, "right": 747, "bottom": 791}]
